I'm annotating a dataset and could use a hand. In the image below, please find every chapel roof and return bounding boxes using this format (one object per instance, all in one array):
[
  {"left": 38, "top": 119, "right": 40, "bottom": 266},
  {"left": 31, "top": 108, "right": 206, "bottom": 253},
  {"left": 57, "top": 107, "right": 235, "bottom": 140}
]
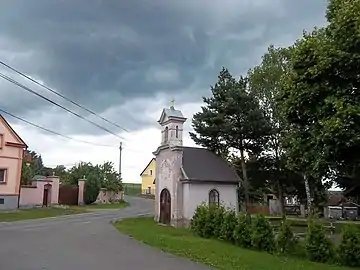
[
  {"left": 157, "top": 103, "right": 186, "bottom": 124},
  {"left": 181, "top": 147, "right": 240, "bottom": 184}
]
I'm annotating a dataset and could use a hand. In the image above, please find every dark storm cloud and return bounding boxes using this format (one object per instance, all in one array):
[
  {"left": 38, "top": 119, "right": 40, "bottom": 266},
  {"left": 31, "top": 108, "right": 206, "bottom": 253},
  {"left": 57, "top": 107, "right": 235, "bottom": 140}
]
[{"left": 0, "top": 0, "right": 327, "bottom": 135}]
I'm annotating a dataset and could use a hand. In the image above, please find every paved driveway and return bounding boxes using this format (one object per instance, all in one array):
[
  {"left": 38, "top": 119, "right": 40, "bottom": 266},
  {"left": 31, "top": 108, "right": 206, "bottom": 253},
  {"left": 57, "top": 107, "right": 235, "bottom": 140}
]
[{"left": 0, "top": 197, "right": 210, "bottom": 270}]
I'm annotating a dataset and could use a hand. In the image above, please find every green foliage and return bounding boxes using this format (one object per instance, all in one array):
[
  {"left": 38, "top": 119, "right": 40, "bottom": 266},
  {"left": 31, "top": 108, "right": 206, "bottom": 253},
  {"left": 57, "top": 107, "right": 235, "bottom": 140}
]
[
  {"left": 305, "top": 219, "right": 334, "bottom": 263},
  {"left": 213, "top": 204, "right": 226, "bottom": 238},
  {"left": 338, "top": 224, "right": 360, "bottom": 267},
  {"left": 190, "top": 204, "right": 212, "bottom": 238},
  {"left": 233, "top": 213, "right": 252, "bottom": 248},
  {"left": 100, "top": 162, "right": 122, "bottom": 192},
  {"left": 190, "top": 68, "right": 272, "bottom": 211},
  {"left": 21, "top": 160, "right": 34, "bottom": 185},
  {"left": 84, "top": 172, "right": 101, "bottom": 205},
  {"left": 21, "top": 149, "right": 46, "bottom": 184},
  {"left": 277, "top": 218, "right": 298, "bottom": 254},
  {"left": 219, "top": 209, "right": 237, "bottom": 243},
  {"left": 278, "top": 0, "right": 360, "bottom": 192},
  {"left": 251, "top": 215, "right": 276, "bottom": 253}
]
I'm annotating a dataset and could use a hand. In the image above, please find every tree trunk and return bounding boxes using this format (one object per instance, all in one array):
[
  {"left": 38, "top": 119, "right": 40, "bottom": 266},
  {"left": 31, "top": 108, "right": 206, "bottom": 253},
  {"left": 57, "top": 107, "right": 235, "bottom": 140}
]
[
  {"left": 239, "top": 149, "right": 250, "bottom": 214},
  {"left": 304, "top": 175, "right": 312, "bottom": 216}
]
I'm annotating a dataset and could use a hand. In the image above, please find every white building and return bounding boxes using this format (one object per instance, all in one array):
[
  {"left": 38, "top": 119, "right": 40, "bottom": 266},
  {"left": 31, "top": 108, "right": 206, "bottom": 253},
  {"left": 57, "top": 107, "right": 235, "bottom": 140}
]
[{"left": 153, "top": 103, "right": 239, "bottom": 227}]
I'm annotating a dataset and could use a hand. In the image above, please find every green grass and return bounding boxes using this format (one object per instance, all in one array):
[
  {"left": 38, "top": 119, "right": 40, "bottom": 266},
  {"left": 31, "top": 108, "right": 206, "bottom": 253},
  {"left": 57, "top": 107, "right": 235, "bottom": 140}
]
[
  {"left": 123, "top": 183, "right": 141, "bottom": 195},
  {"left": 74, "top": 201, "right": 129, "bottom": 210},
  {"left": 114, "top": 217, "right": 352, "bottom": 270},
  {"left": 0, "top": 201, "right": 129, "bottom": 222},
  {"left": 0, "top": 207, "right": 87, "bottom": 222}
]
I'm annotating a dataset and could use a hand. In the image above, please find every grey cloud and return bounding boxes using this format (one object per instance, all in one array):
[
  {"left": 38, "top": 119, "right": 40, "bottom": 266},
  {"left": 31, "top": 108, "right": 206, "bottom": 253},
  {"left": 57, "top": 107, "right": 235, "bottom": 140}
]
[{"left": 0, "top": 0, "right": 327, "bottom": 136}]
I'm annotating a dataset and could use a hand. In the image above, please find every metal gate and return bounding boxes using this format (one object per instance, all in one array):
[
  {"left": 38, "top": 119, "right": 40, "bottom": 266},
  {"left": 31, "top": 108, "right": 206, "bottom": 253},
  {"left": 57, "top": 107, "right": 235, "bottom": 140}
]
[{"left": 58, "top": 186, "right": 79, "bottom": 205}]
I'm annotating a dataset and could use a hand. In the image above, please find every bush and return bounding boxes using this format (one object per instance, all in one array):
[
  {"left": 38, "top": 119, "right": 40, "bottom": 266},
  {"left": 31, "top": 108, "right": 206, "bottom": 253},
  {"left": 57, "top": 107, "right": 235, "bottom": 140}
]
[
  {"left": 219, "top": 209, "right": 237, "bottom": 243},
  {"left": 338, "top": 224, "right": 360, "bottom": 267},
  {"left": 191, "top": 203, "right": 220, "bottom": 238},
  {"left": 213, "top": 204, "right": 226, "bottom": 238},
  {"left": 252, "top": 215, "right": 276, "bottom": 253},
  {"left": 233, "top": 213, "right": 252, "bottom": 248},
  {"left": 190, "top": 203, "right": 209, "bottom": 237},
  {"left": 305, "top": 219, "right": 334, "bottom": 263},
  {"left": 277, "top": 218, "right": 298, "bottom": 254},
  {"left": 84, "top": 173, "right": 101, "bottom": 204}
]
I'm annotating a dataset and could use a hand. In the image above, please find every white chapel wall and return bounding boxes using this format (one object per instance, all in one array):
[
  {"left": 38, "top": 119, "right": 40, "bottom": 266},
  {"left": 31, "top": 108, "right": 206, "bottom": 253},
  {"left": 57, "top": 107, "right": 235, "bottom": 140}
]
[
  {"left": 182, "top": 183, "right": 238, "bottom": 220},
  {"left": 154, "top": 147, "right": 183, "bottom": 221}
]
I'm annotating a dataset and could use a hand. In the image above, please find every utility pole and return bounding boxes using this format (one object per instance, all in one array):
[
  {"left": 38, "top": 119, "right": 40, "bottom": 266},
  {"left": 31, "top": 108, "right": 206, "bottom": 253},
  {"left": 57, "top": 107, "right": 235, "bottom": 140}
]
[{"left": 118, "top": 141, "right": 122, "bottom": 180}]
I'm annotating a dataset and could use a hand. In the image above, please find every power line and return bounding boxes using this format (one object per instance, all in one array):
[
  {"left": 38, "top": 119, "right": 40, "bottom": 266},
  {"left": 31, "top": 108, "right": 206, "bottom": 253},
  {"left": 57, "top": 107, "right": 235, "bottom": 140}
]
[
  {"left": 0, "top": 108, "right": 117, "bottom": 148},
  {"left": 0, "top": 72, "right": 125, "bottom": 140},
  {"left": 0, "top": 108, "right": 149, "bottom": 154},
  {"left": 0, "top": 60, "right": 129, "bottom": 133}
]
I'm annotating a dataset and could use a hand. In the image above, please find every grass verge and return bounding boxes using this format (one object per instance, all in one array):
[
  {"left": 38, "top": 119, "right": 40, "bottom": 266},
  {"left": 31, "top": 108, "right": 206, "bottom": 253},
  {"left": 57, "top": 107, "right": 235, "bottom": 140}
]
[
  {"left": 114, "top": 217, "right": 352, "bottom": 270},
  {"left": 0, "top": 207, "right": 87, "bottom": 222},
  {"left": 0, "top": 201, "right": 129, "bottom": 222}
]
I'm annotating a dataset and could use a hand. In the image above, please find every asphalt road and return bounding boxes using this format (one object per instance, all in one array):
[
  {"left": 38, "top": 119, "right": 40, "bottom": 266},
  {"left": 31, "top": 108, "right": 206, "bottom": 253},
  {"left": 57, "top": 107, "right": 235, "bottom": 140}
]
[{"left": 0, "top": 196, "right": 211, "bottom": 270}]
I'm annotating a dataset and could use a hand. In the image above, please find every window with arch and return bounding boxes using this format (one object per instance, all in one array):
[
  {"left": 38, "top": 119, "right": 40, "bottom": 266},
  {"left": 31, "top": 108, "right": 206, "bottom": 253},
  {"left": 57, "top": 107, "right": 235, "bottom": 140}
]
[
  {"left": 175, "top": 125, "right": 179, "bottom": 138},
  {"left": 164, "top": 127, "right": 169, "bottom": 142},
  {"left": 209, "top": 189, "right": 220, "bottom": 206}
]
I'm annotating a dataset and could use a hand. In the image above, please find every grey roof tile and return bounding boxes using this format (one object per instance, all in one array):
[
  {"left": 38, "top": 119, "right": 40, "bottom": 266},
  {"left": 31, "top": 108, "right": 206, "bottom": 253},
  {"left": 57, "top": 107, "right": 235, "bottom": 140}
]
[
  {"left": 181, "top": 147, "right": 239, "bottom": 183},
  {"left": 164, "top": 108, "right": 184, "bottom": 118}
]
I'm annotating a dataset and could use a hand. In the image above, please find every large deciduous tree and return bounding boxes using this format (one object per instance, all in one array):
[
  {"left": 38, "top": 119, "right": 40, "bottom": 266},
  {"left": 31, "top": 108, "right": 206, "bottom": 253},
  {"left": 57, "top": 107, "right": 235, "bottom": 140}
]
[
  {"left": 278, "top": 0, "right": 360, "bottom": 209},
  {"left": 67, "top": 161, "right": 122, "bottom": 204},
  {"left": 190, "top": 68, "right": 272, "bottom": 212},
  {"left": 247, "top": 45, "right": 294, "bottom": 215}
]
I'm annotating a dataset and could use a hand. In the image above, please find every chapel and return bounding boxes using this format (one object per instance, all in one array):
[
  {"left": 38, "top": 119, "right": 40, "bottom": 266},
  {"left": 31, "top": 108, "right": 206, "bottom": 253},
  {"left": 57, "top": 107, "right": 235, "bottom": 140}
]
[{"left": 153, "top": 102, "right": 239, "bottom": 227}]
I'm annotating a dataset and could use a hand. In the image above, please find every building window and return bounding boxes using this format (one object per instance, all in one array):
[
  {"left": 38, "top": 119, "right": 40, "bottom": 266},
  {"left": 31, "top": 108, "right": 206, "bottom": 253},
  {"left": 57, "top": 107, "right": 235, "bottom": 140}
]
[
  {"left": 0, "top": 198, "right": 4, "bottom": 204},
  {"left": 146, "top": 187, "right": 151, "bottom": 194},
  {"left": 150, "top": 169, "right": 153, "bottom": 176},
  {"left": 176, "top": 126, "right": 179, "bottom": 138},
  {"left": 209, "top": 189, "right": 220, "bottom": 206},
  {"left": 0, "top": 169, "right": 6, "bottom": 183},
  {"left": 164, "top": 127, "right": 169, "bottom": 142}
]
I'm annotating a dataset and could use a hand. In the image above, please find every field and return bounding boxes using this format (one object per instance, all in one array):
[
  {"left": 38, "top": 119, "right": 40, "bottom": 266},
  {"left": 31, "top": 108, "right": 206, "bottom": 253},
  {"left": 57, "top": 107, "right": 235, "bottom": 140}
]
[{"left": 123, "top": 183, "right": 141, "bottom": 195}]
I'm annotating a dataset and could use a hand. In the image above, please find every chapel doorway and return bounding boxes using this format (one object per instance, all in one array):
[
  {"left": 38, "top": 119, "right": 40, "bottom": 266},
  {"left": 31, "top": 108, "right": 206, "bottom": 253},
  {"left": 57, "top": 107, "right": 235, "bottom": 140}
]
[
  {"left": 159, "top": 188, "right": 171, "bottom": 225},
  {"left": 43, "top": 184, "right": 52, "bottom": 207}
]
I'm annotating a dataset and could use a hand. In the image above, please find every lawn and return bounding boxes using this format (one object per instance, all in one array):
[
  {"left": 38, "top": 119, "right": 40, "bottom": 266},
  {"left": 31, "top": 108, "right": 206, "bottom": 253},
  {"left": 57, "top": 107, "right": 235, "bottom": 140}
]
[
  {"left": 0, "top": 201, "right": 129, "bottom": 222},
  {"left": 114, "top": 217, "right": 353, "bottom": 270},
  {"left": 0, "top": 207, "right": 87, "bottom": 222}
]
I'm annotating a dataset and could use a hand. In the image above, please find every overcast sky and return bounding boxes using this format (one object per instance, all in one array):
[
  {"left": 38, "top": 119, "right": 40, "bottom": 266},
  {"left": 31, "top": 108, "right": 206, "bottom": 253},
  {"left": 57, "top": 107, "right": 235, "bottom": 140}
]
[{"left": 0, "top": 0, "right": 327, "bottom": 183}]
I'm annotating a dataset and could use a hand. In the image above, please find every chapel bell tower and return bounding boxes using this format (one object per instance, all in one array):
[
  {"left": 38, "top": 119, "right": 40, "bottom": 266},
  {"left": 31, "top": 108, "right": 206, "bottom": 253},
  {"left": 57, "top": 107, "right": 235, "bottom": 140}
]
[{"left": 157, "top": 99, "right": 187, "bottom": 148}]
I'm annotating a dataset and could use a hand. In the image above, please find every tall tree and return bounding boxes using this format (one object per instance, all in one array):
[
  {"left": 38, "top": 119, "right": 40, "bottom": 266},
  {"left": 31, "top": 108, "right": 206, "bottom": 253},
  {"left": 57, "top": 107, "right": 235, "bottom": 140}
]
[
  {"left": 190, "top": 68, "right": 272, "bottom": 212},
  {"left": 100, "top": 161, "right": 122, "bottom": 193},
  {"left": 278, "top": 0, "right": 360, "bottom": 211},
  {"left": 20, "top": 160, "right": 34, "bottom": 185},
  {"left": 248, "top": 45, "right": 293, "bottom": 214}
]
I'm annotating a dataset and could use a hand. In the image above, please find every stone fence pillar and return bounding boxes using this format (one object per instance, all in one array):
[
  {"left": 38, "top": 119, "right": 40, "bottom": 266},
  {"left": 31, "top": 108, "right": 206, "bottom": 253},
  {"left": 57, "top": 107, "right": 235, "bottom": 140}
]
[{"left": 78, "top": 178, "right": 86, "bottom": 205}]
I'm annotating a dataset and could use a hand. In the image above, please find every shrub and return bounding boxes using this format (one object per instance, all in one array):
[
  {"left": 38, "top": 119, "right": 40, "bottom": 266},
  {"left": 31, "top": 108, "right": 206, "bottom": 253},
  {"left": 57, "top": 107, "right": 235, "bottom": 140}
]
[
  {"left": 233, "top": 213, "right": 252, "bottom": 248},
  {"left": 219, "top": 209, "right": 237, "bottom": 243},
  {"left": 190, "top": 203, "right": 209, "bottom": 237},
  {"left": 338, "top": 224, "right": 360, "bottom": 267},
  {"left": 84, "top": 173, "right": 101, "bottom": 204},
  {"left": 190, "top": 203, "right": 219, "bottom": 238},
  {"left": 202, "top": 204, "right": 220, "bottom": 238},
  {"left": 277, "top": 218, "right": 298, "bottom": 254},
  {"left": 305, "top": 219, "right": 334, "bottom": 263},
  {"left": 252, "top": 215, "right": 276, "bottom": 253},
  {"left": 213, "top": 204, "right": 226, "bottom": 238}
]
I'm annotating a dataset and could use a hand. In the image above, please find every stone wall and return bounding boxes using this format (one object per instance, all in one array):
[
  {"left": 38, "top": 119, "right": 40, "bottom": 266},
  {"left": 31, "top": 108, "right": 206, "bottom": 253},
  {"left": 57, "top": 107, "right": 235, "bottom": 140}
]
[{"left": 95, "top": 188, "right": 124, "bottom": 204}]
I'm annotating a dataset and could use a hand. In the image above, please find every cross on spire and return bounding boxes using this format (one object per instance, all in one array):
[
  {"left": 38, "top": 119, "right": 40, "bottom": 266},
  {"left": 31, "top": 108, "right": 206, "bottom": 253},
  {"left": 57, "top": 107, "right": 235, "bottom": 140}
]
[{"left": 170, "top": 97, "right": 175, "bottom": 109}]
